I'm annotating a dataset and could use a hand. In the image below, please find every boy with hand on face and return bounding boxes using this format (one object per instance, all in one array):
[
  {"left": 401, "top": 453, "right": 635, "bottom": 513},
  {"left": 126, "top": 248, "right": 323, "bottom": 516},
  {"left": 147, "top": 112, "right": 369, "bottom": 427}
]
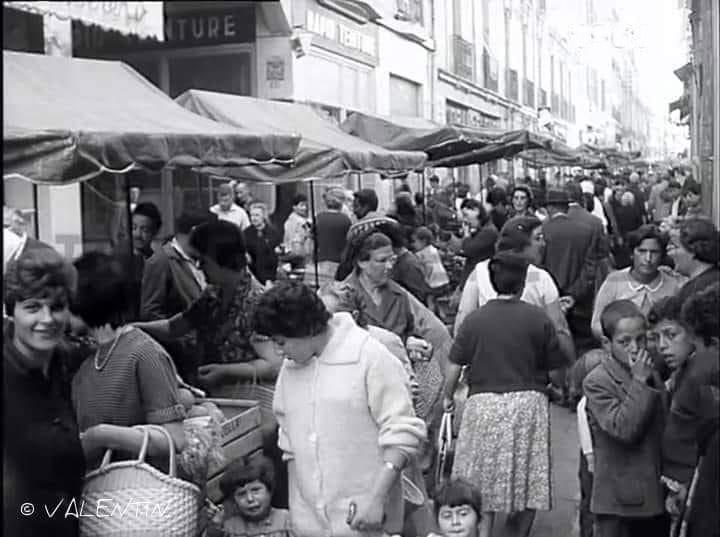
[{"left": 583, "top": 300, "right": 669, "bottom": 537}]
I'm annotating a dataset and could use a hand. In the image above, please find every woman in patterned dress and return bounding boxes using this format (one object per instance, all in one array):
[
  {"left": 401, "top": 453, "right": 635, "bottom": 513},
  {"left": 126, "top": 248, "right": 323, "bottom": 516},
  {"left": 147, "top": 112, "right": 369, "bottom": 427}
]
[{"left": 443, "top": 252, "right": 569, "bottom": 537}]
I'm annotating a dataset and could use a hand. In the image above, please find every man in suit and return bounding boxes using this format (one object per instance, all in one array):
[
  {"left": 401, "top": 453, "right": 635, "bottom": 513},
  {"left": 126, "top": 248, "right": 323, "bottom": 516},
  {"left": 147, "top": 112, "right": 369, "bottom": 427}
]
[
  {"left": 543, "top": 189, "right": 602, "bottom": 405},
  {"left": 140, "top": 211, "right": 213, "bottom": 381}
]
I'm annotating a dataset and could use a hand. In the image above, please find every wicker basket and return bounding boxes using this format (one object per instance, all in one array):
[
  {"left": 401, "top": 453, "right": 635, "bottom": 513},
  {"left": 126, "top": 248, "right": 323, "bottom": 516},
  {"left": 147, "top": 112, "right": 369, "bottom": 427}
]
[{"left": 80, "top": 425, "right": 202, "bottom": 537}]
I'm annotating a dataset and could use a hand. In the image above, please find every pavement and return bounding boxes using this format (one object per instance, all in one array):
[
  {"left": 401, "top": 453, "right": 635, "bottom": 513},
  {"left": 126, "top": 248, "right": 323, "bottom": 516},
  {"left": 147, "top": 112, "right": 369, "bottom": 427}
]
[{"left": 492, "top": 403, "right": 581, "bottom": 537}]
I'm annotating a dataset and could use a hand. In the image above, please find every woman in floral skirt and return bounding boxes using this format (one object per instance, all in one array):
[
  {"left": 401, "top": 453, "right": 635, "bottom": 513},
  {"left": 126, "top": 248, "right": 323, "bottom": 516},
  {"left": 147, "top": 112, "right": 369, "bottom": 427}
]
[{"left": 443, "top": 252, "right": 570, "bottom": 537}]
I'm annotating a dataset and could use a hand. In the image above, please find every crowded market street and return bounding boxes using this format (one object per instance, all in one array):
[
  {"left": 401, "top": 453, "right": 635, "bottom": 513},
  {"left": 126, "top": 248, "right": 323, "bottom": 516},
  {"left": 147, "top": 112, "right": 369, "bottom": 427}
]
[{"left": 3, "top": 2, "right": 720, "bottom": 537}]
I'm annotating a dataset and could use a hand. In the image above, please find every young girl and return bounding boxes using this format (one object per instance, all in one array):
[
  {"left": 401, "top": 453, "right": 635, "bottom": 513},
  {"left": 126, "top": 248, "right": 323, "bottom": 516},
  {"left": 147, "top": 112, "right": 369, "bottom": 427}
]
[{"left": 428, "top": 479, "right": 483, "bottom": 537}]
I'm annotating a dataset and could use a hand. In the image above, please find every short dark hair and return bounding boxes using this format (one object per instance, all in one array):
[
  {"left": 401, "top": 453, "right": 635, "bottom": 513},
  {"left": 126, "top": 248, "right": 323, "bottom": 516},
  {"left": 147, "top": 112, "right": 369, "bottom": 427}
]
[
  {"left": 648, "top": 295, "right": 684, "bottom": 326},
  {"left": 175, "top": 211, "right": 214, "bottom": 235},
  {"left": 682, "top": 180, "right": 701, "bottom": 196},
  {"left": 564, "top": 182, "right": 583, "bottom": 203},
  {"left": 220, "top": 455, "right": 276, "bottom": 498},
  {"left": 433, "top": 479, "right": 482, "bottom": 517},
  {"left": 189, "top": 221, "right": 247, "bottom": 271},
  {"left": 496, "top": 216, "right": 542, "bottom": 253},
  {"left": 627, "top": 224, "right": 668, "bottom": 253},
  {"left": 511, "top": 185, "right": 534, "bottom": 203},
  {"left": 600, "top": 299, "right": 645, "bottom": 339},
  {"left": 681, "top": 282, "right": 719, "bottom": 347},
  {"left": 253, "top": 281, "right": 331, "bottom": 338},
  {"left": 414, "top": 192, "right": 425, "bottom": 206},
  {"left": 356, "top": 232, "right": 393, "bottom": 263},
  {"left": 132, "top": 202, "right": 162, "bottom": 234},
  {"left": 488, "top": 251, "right": 528, "bottom": 295},
  {"left": 678, "top": 218, "right": 719, "bottom": 264},
  {"left": 71, "top": 252, "right": 128, "bottom": 328},
  {"left": 354, "top": 189, "right": 379, "bottom": 212},
  {"left": 429, "top": 175, "right": 440, "bottom": 184},
  {"left": 375, "top": 221, "right": 406, "bottom": 249},
  {"left": 412, "top": 226, "right": 434, "bottom": 245},
  {"left": 292, "top": 193, "right": 308, "bottom": 206},
  {"left": 460, "top": 198, "right": 488, "bottom": 226},
  {"left": 4, "top": 245, "right": 76, "bottom": 313},
  {"left": 487, "top": 187, "right": 507, "bottom": 206}
]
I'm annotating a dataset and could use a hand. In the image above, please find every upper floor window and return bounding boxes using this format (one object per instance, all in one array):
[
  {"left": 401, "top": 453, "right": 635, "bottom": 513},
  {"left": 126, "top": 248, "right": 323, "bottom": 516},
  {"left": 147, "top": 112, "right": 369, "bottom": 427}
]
[{"left": 395, "top": 0, "right": 423, "bottom": 25}]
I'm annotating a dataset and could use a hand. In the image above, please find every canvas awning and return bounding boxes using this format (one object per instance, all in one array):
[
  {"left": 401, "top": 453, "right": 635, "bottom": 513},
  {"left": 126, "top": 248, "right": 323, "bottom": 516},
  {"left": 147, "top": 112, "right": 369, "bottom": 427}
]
[
  {"left": 176, "top": 90, "right": 427, "bottom": 183},
  {"left": 520, "top": 140, "right": 607, "bottom": 169},
  {"left": 340, "top": 111, "right": 551, "bottom": 167},
  {"left": 3, "top": 51, "right": 301, "bottom": 185}
]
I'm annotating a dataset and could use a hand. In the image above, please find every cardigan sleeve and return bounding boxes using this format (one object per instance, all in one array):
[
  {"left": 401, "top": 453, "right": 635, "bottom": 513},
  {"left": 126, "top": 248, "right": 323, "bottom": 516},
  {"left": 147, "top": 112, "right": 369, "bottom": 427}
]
[
  {"left": 454, "top": 268, "right": 480, "bottom": 336},
  {"left": 591, "top": 275, "right": 618, "bottom": 341},
  {"left": 272, "top": 365, "right": 294, "bottom": 462},
  {"left": 365, "top": 341, "right": 427, "bottom": 458}
]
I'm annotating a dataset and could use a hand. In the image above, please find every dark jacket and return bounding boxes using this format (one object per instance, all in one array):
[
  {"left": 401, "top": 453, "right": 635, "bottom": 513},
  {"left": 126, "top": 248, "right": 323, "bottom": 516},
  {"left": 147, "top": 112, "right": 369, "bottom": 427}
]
[
  {"left": 244, "top": 224, "right": 281, "bottom": 284},
  {"left": 140, "top": 241, "right": 203, "bottom": 321},
  {"left": 392, "top": 249, "right": 431, "bottom": 305},
  {"left": 584, "top": 355, "right": 667, "bottom": 517},
  {"left": 662, "top": 349, "right": 720, "bottom": 484},
  {"left": 542, "top": 213, "right": 599, "bottom": 302}
]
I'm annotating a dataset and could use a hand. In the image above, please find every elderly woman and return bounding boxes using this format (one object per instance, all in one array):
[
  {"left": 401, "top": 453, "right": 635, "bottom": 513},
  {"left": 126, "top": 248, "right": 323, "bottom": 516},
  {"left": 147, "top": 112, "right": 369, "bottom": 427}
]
[
  {"left": 254, "top": 282, "right": 427, "bottom": 537},
  {"left": 667, "top": 218, "right": 719, "bottom": 305},
  {"left": 591, "top": 224, "right": 683, "bottom": 341},
  {"left": 340, "top": 230, "right": 451, "bottom": 423},
  {"left": 244, "top": 202, "right": 282, "bottom": 285},
  {"left": 3, "top": 246, "right": 85, "bottom": 537}
]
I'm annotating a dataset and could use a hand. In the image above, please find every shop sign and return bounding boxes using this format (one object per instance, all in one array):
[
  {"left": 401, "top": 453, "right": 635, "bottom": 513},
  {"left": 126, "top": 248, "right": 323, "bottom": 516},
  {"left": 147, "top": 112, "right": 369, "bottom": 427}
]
[
  {"left": 446, "top": 101, "right": 501, "bottom": 129},
  {"left": 305, "top": 8, "right": 377, "bottom": 59},
  {"left": 164, "top": 7, "right": 255, "bottom": 46},
  {"left": 5, "top": 1, "right": 161, "bottom": 38}
]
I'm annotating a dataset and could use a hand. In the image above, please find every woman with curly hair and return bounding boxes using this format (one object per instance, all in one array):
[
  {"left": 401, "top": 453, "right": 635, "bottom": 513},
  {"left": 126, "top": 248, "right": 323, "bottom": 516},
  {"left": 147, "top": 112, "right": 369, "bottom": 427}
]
[
  {"left": 591, "top": 224, "right": 683, "bottom": 340},
  {"left": 3, "top": 246, "right": 85, "bottom": 537},
  {"left": 254, "top": 281, "right": 426, "bottom": 537},
  {"left": 667, "top": 218, "right": 719, "bottom": 304}
]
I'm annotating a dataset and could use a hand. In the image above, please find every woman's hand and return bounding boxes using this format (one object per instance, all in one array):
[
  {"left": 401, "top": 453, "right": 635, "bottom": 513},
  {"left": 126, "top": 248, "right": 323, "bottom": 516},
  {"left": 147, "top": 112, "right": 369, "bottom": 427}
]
[
  {"left": 197, "top": 364, "right": 229, "bottom": 389},
  {"left": 558, "top": 296, "right": 575, "bottom": 314},
  {"left": 407, "top": 337, "right": 432, "bottom": 360},
  {"left": 346, "top": 493, "right": 385, "bottom": 532}
]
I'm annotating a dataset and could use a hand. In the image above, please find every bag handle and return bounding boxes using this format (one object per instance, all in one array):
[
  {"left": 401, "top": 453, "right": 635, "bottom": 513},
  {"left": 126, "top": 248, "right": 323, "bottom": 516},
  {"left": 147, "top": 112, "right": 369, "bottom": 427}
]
[
  {"left": 99, "top": 425, "right": 151, "bottom": 471},
  {"left": 143, "top": 424, "right": 178, "bottom": 478}
]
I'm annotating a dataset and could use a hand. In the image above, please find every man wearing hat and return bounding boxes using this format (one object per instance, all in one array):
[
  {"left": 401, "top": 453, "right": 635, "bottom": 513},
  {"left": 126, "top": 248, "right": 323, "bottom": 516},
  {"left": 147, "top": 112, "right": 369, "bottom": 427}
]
[{"left": 542, "top": 189, "right": 603, "bottom": 403}]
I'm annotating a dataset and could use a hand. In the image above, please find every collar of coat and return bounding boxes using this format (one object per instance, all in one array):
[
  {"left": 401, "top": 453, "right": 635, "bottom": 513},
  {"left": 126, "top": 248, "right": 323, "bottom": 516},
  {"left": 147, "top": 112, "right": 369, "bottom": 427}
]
[{"left": 315, "top": 312, "right": 370, "bottom": 366}]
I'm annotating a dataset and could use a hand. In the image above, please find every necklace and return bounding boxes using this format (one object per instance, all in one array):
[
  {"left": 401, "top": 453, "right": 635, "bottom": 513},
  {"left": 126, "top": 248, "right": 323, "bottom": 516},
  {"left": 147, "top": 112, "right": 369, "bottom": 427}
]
[{"left": 93, "top": 326, "right": 130, "bottom": 371}]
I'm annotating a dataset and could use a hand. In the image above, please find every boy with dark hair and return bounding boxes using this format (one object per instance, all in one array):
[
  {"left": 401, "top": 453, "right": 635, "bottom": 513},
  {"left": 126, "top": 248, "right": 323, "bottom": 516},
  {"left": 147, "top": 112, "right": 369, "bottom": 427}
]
[
  {"left": 208, "top": 455, "right": 292, "bottom": 537},
  {"left": 583, "top": 300, "right": 669, "bottom": 537}
]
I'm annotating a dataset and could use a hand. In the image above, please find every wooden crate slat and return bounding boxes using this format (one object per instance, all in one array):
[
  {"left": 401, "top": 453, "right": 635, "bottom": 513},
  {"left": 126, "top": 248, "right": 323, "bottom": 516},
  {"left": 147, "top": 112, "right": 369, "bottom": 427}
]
[
  {"left": 220, "top": 406, "right": 262, "bottom": 445},
  {"left": 208, "top": 428, "right": 264, "bottom": 479}
]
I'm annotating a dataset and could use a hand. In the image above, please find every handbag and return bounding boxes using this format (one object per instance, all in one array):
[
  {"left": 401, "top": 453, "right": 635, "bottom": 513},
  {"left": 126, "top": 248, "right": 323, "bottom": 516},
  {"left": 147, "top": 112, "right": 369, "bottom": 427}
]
[
  {"left": 434, "top": 411, "right": 455, "bottom": 489},
  {"left": 80, "top": 425, "right": 202, "bottom": 537}
]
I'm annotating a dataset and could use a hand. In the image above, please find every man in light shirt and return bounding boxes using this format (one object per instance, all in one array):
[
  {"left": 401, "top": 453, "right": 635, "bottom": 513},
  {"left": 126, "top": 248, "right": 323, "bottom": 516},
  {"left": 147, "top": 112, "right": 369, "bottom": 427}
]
[{"left": 210, "top": 183, "right": 250, "bottom": 230}]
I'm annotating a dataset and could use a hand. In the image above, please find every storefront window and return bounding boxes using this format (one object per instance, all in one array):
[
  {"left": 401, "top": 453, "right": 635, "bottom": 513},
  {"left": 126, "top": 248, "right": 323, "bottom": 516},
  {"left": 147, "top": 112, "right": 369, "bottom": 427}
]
[
  {"left": 390, "top": 75, "right": 421, "bottom": 117},
  {"left": 169, "top": 52, "right": 252, "bottom": 98}
]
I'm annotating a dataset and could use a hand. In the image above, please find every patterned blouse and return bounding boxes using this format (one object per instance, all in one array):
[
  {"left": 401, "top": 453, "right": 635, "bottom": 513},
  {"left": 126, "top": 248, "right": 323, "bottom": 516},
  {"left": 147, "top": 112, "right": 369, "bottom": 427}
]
[{"left": 186, "top": 270, "right": 266, "bottom": 365}]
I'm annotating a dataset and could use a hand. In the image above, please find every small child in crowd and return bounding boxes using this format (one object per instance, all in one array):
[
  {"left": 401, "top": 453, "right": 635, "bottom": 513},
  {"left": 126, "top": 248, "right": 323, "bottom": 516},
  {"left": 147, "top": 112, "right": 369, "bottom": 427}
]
[
  {"left": 428, "top": 479, "right": 483, "bottom": 537},
  {"left": 208, "top": 455, "right": 293, "bottom": 537},
  {"left": 412, "top": 226, "right": 450, "bottom": 291},
  {"left": 583, "top": 300, "right": 669, "bottom": 537},
  {"left": 570, "top": 348, "right": 607, "bottom": 537}
]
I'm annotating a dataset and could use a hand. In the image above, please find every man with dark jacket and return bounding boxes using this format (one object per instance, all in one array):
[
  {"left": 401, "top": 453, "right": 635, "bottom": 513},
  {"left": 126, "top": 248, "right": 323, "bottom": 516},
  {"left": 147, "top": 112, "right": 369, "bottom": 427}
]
[{"left": 140, "top": 211, "right": 212, "bottom": 380}]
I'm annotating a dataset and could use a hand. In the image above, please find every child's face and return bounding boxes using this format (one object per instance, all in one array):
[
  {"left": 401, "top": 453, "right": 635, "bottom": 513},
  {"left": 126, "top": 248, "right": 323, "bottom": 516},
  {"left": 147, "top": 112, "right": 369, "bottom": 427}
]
[
  {"left": 653, "top": 319, "right": 694, "bottom": 371},
  {"left": 233, "top": 480, "right": 272, "bottom": 522},
  {"left": 412, "top": 237, "right": 426, "bottom": 252},
  {"left": 604, "top": 316, "right": 647, "bottom": 367},
  {"left": 437, "top": 504, "right": 478, "bottom": 537}
]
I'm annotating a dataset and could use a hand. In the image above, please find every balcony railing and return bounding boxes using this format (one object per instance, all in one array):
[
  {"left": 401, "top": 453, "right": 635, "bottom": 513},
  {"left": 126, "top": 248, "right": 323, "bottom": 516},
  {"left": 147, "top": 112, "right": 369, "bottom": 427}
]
[
  {"left": 539, "top": 88, "right": 547, "bottom": 107},
  {"left": 452, "top": 35, "right": 475, "bottom": 82},
  {"left": 523, "top": 79, "right": 535, "bottom": 107},
  {"left": 506, "top": 68, "right": 519, "bottom": 102},
  {"left": 482, "top": 47, "right": 499, "bottom": 92}
]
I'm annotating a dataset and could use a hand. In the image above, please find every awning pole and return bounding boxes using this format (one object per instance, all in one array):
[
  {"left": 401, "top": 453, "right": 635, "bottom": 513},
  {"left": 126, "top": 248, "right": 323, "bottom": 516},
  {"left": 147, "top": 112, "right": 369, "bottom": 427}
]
[
  {"left": 421, "top": 170, "right": 427, "bottom": 225},
  {"left": 309, "top": 180, "right": 319, "bottom": 290},
  {"left": 124, "top": 174, "right": 137, "bottom": 319}
]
